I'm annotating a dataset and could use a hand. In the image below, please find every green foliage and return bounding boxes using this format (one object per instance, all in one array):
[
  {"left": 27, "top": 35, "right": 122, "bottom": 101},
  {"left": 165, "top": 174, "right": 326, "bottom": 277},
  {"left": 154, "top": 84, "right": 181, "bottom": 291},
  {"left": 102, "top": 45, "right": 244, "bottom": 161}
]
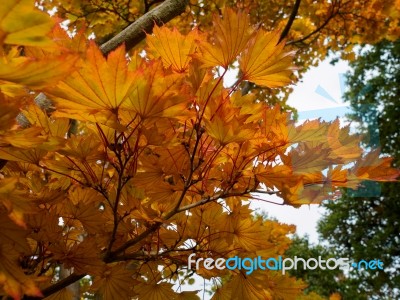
[
  {"left": 285, "top": 235, "right": 343, "bottom": 298},
  {"left": 318, "top": 40, "right": 400, "bottom": 299}
]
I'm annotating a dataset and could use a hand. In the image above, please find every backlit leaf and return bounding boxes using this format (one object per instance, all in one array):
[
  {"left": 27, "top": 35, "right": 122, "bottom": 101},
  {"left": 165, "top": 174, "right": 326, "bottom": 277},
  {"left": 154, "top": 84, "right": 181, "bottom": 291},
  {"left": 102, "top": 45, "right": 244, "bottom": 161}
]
[
  {"left": 0, "top": 0, "right": 54, "bottom": 47},
  {"left": 240, "top": 30, "right": 295, "bottom": 87},
  {"left": 198, "top": 9, "right": 253, "bottom": 68},
  {"left": 147, "top": 25, "right": 199, "bottom": 72},
  {"left": 50, "top": 43, "right": 136, "bottom": 128}
]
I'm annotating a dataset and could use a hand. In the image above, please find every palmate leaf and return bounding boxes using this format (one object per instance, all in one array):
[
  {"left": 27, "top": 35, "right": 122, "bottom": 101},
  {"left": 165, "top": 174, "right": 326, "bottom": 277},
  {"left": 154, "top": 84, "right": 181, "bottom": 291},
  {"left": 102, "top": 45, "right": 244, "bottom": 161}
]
[
  {"left": 326, "top": 119, "right": 361, "bottom": 162},
  {"left": 93, "top": 264, "right": 135, "bottom": 300},
  {"left": 120, "top": 61, "right": 192, "bottom": 122},
  {"left": 0, "top": 50, "right": 78, "bottom": 90},
  {"left": 175, "top": 291, "right": 201, "bottom": 300},
  {"left": 0, "top": 148, "right": 47, "bottom": 164},
  {"left": 255, "top": 164, "right": 299, "bottom": 191},
  {"left": 147, "top": 25, "right": 199, "bottom": 72},
  {"left": 21, "top": 104, "right": 70, "bottom": 138},
  {"left": 214, "top": 272, "right": 271, "bottom": 300},
  {"left": 50, "top": 43, "right": 136, "bottom": 128},
  {"left": 0, "top": 213, "right": 30, "bottom": 252},
  {"left": 65, "top": 201, "right": 106, "bottom": 234},
  {"left": 0, "top": 243, "right": 42, "bottom": 300},
  {"left": 0, "top": 0, "right": 54, "bottom": 47},
  {"left": 134, "top": 282, "right": 176, "bottom": 300},
  {"left": 0, "top": 127, "right": 45, "bottom": 148},
  {"left": 0, "top": 177, "right": 36, "bottom": 227},
  {"left": 229, "top": 218, "right": 274, "bottom": 252},
  {"left": 198, "top": 8, "right": 253, "bottom": 68},
  {"left": 240, "top": 30, "right": 296, "bottom": 87},
  {"left": 266, "top": 272, "right": 307, "bottom": 300},
  {"left": 352, "top": 149, "right": 400, "bottom": 181},
  {"left": 50, "top": 238, "right": 104, "bottom": 275}
]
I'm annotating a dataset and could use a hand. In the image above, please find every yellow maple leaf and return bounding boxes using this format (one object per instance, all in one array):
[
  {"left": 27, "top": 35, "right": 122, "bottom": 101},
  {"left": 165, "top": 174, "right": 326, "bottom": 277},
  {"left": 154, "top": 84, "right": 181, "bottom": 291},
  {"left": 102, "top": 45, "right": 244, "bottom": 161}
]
[
  {"left": 93, "top": 264, "right": 135, "bottom": 300},
  {"left": 0, "top": 47, "right": 78, "bottom": 90},
  {"left": 50, "top": 239, "right": 104, "bottom": 275},
  {"left": 0, "top": 0, "right": 54, "bottom": 47},
  {"left": 50, "top": 43, "right": 136, "bottom": 128},
  {"left": 222, "top": 272, "right": 271, "bottom": 300},
  {"left": 0, "top": 177, "right": 37, "bottom": 227},
  {"left": 0, "top": 148, "right": 47, "bottom": 164},
  {"left": 255, "top": 164, "right": 296, "bottom": 191},
  {"left": 120, "top": 61, "right": 191, "bottom": 122},
  {"left": 326, "top": 120, "right": 362, "bottom": 162},
  {"left": 240, "top": 30, "right": 296, "bottom": 87},
  {"left": 147, "top": 25, "right": 199, "bottom": 72},
  {"left": 266, "top": 272, "right": 307, "bottom": 300},
  {"left": 134, "top": 282, "right": 176, "bottom": 300},
  {"left": 229, "top": 218, "right": 273, "bottom": 251},
  {"left": 198, "top": 8, "right": 254, "bottom": 68}
]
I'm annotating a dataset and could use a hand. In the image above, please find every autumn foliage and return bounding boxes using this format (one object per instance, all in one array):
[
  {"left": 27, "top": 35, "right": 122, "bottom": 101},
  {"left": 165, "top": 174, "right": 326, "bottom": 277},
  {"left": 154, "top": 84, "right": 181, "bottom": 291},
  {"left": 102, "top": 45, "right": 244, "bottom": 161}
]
[{"left": 0, "top": 1, "right": 399, "bottom": 299}]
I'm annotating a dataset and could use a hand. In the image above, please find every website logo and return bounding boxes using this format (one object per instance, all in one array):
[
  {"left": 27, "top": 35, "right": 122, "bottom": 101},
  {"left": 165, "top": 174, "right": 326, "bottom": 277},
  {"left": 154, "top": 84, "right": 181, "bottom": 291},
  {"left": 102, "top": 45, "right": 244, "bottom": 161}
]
[{"left": 188, "top": 254, "right": 384, "bottom": 275}]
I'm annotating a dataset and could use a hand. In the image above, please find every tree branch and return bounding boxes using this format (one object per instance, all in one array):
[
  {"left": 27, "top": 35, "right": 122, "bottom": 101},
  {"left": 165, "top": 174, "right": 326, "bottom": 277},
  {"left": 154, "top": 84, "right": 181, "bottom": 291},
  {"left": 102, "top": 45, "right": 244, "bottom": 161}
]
[
  {"left": 279, "top": 0, "right": 301, "bottom": 43},
  {"left": 22, "top": 273, "right": 85, "bottom": 300},
  {"left": 287, "top": 1, "right": 338, "bottom": 45},
  {"left": 100, "top": 0, "right": 189, "bottom": 55}
]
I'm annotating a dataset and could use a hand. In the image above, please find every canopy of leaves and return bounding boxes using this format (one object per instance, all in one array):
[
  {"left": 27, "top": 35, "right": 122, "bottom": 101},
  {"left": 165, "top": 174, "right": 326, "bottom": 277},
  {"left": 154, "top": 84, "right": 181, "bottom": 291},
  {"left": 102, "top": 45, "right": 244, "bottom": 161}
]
[
  {"left": 318, "top": 40, "right": 400, "bottom": 299},
  {"left": 285, "top": 235, "right": 374, "bottom": 300},
  {"left": 0, "top": 1, "right": 398, "bottom": 299},
  {"left": 40, "top": 0, "right": 400, "bottom": 109}
]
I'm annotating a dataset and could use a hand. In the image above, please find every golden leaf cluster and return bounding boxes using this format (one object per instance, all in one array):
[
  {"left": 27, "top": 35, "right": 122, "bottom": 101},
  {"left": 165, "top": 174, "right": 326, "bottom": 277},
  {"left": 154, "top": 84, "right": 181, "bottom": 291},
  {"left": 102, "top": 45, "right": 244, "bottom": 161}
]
[{"left": 0, "top": 1, "right": 398, "bottom": 299}]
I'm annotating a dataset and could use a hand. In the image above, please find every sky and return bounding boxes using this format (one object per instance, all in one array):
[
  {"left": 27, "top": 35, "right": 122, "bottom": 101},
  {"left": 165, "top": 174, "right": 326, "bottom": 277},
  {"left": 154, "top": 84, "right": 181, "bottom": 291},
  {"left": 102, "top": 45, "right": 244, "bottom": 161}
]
[{"left": 251, "top": 58, "right": 351, "bottom": 244}]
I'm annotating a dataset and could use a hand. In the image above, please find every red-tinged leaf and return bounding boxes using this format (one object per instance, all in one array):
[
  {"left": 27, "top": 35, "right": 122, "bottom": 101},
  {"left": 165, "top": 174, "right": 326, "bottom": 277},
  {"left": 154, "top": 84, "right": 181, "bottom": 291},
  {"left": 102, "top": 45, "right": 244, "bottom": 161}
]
[
  {"left": 326, "top": 119, "right": 362, "bottom": 162},
  {"left": 240, "top": 30, "right": 296, "bottom": 87},
  {"left": 352, "top": 149, "right": 400, "bottom": 181}
]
